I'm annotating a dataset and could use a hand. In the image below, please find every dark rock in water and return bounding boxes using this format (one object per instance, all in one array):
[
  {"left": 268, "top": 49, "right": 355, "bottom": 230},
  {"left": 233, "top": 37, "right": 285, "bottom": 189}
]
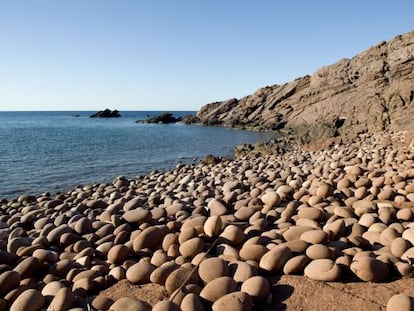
[
  {"left": 137, "top": 113, "right": 200, "bottom": 125},
  {"left": 90, "top": 109, "right": 121, "bottom": 118},
  {"left": 178, "top": 114, "right": 200, "bottom": 125},
  {"left": 73, "top": 114, "right": 80, "bottom": 117},
  {"left": 137, "top": 112, "right": 178, "bottom": 124}
]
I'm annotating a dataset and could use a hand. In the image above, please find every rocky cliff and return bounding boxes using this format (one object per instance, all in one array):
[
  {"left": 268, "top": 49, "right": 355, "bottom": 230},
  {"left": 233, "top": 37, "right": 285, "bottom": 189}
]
[{"left": 197, "top": 31, "right": 414, "bottom": 142}]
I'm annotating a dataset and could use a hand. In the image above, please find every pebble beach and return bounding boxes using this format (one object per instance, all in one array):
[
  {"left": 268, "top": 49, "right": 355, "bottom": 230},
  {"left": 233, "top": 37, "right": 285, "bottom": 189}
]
[{"left": 2, "top": 130, "right": 414, "bottom": 310}]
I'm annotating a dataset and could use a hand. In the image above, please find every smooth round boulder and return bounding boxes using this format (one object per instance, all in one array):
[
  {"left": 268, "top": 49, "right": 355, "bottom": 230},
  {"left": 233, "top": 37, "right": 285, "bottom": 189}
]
[
  {"left": 397, "top": 208, "right": 413, "bottom": 221},
  {"left": 207, "top": 199, "right": 228, "bottom": 216},
  {"left": 316, "top": 182, "right": 332, "bottom": 199},
  {"left": 231, "top": 261, "right": 258, "bottom": 283},
  {"left": 73, "top": 217, "right": 92, "bottom": 235},
  {"left": 122, "top": 208, "right": 151, "bottom": 224},
  {"left": 391, "top": 238, "right": 411, "bottom": 257},
  {"left": 126, "top": 262, "right": 155, "bottom": 284},
  {"left": 300, "top": 230, "right": 328, "bottom": 244},
  {"left": 240, "top": 276, "right": 270, "bottom": 300},
  {"left": 219, "top": 225, "right": 245, "bottom": 245},
  {"left": 165, "top": 267, "right": 198, "bottom": 294},
  {"left": 350, "top": 257, "right": 389, "bottom": 282},
  {"left": 41, "top": 281, "right": 65, "bottom": 297},
  {"left": 133, "top": 226, "right": 164, "bottom": 252},
  {"left": 239, "top": 244, "right": 268, "bottom": 262},
  {"left": 91, "top": 295, "right": 114, "bottom": 311},
  {"left": 323, "top": 219, "right": 346, "bottom": 238},
  {"left": 282, "top": 240, "right": 309, "bottom": 254},
  {"left": 304, "top": 259, "right": 341, "bottom": 281},
  {"left": 13, "top": 256, "right": 41, "bottom": 278},
  {"left": 32, "top": 249, "right": 59, "bottom": 263},
  {"left": 298, "top": 207, "right": 323, "bottom": 221},
  {"left": 387, "top": 294, "right": 414, "bottom": 311},
  {"left": 283, "top": 226, "right": 314, "bottom": 241},
  {"left": 110, "top": 297, "right": 151, "bottom": 311},
  {"left": 10, "top": 289, "right": 45, "bottom": 311},
  {"left": 380, "top": 227, "right": 400, "bottom": 246},
  {"left": 0, "top": 270, "right": 21, "bottom": 295},
  {"left": 178, "top": 228, "right": 198, "bottom": 245},
  {"left": 107, "top": 244, "right": 130, "bottom": 264},
  {"left": 305, "top": 244, "right": 333, "bottom": 260},
  {"left": 199, "top": 257, "right": 229, "bottom": 284},
  {"left": 162, "top": 233, "right": 179, "bottom": 252},
  {"left": 179, "top": 238, "right": 204, "bottom": 258},
  {"left": 47, "top": 287, "right": 74, "bottom": 311},
  {"left": 283, "top": 255, "right": 310, "bottom": 275},
  {"left": 403, "top": 229, "right": 414, "bottom": 245},
  {"left": 259, "top": 246, "right": 292, "bottom": 273},
  {"left": 212, "top": 291, "right": 253, "bottom": 311},
  {"left": 181, "top": 293, "right": 205, "bottom": 311},
  {"left": 46, "top": 225, "right": 73, "bottom": 243},
  {"left": 261, "top": 191, "right": 281, "bottom": 207},
  {"left": 401, "top": 247, "right": 414, "bottom": 262},
  {"left": 234, "top": 207, "right": 256, "bottom": 221},
  {"left": 352, "top": 200, "right": 376, "bottom": 216},
  {"left": 152, "top": 300, "right": 180, "bottom": 311},
  {"left": 199, "top": 276, "right": 238, "bottom": 303},
  {"left": 150, "top": 262, "right": 179, "bottom": 285},
  {"left": 204, "top": 216, "right": 222, "bottom": 238}
]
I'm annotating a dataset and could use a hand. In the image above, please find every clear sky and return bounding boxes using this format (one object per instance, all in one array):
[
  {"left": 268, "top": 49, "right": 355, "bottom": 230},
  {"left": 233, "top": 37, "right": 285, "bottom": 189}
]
[{"left": 0, "top": 1, "right": 413, "bottom": 111}]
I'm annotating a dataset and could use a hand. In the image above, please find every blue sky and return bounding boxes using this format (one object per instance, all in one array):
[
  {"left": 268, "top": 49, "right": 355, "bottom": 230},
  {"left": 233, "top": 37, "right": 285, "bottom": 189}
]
[{"left": 0, "top": 1, "right": 413, "bottom": 111}]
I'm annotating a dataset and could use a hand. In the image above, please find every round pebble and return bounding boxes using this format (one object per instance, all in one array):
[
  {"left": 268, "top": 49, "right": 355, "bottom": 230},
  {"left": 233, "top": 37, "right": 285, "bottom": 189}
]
[
  {"left": 204, "top": 216, "right": 222, "bottom": 238},
  {"left": 110, "top": 297, "right": 151, "bottom": 311},
  {"left": 126, "top": 262, "right": 155, "bottom": 284},
  {"left": 199, "top": 257, "right": 229, "bottom": 284},
  {"left": 240, "top": 276, "right": 270, "bottom": 300},
  {"left": 212, "top": 291, "right": 253, "bottom": 311},
  {"left": 350, "top": 257, "right": 389, "bottom": 282},
  {"left": 259, "top": 246, "right": 292, "bottom": 272},
  {"left": 304, "top": 259, "right": 341, "bottom": 281},
  {"left": 387, "top": 294, "right": 414, "bottom": 311},
  {"left": 200, "top": 276, "right": 238, "bottom": 303},
  {"left": 10, "top": 289, "right": 45, "bottom": 311}
]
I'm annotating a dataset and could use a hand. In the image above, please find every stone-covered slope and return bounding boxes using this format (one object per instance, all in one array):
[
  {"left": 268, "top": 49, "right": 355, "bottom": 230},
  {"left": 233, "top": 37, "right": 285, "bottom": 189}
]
[{"left": 197, "top": 31, "right": 414, "bottom": 141}]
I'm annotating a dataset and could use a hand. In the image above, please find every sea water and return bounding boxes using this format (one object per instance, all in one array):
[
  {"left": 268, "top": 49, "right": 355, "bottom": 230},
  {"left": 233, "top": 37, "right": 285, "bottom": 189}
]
[{"left": 0, "top": 111, "right": 275, "bottom": 199}]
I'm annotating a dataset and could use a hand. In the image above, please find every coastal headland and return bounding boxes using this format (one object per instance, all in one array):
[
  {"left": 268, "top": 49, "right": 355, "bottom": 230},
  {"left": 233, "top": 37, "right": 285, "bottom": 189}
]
[{"left": 1, "top": 31, "right": 414, "bottom": 310}]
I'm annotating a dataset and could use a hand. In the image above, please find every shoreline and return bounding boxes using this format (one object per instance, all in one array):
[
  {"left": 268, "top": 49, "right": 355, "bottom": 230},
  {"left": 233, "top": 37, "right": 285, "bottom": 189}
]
[
  {"left": 0, "top": 110, "right": 277, "bottom": 201},
  {"left": 1, "top": 130, "right": 414, "bottom": 309}
]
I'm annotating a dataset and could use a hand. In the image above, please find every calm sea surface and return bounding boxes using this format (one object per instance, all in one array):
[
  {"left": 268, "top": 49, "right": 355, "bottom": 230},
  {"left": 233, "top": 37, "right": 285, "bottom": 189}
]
[{"left": 0, "top": 111, "right": 275, "bottom": 199}]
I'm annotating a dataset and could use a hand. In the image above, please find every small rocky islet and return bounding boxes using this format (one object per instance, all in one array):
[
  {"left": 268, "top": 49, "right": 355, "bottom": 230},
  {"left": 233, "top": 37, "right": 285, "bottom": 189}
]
[
  {"left": 89, "top": 109, "right": 121, "bottom": 118},
  {"left": 2, "top": 130, "right": 414, "bottom": 310}
]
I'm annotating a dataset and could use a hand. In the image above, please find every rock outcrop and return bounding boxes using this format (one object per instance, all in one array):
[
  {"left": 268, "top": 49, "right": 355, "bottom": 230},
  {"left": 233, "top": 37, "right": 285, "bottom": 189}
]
[
  {"left": 197, "top": 30, "right": 414, "bottom": 142},
  {"left": 137, "top": 113, "right": 200, "bottom": 125},
  {"left": 137, "top": 113, "right": 178, "bottom": 124},
  {"left": 90, "top": 109, "right": 121, "bottom": 118}
]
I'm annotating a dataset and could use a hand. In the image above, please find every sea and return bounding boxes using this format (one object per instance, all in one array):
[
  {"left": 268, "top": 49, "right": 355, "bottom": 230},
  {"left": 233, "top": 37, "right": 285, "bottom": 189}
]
[{"left": 0, "top": 111, "right": 275, "bottom": 199}]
